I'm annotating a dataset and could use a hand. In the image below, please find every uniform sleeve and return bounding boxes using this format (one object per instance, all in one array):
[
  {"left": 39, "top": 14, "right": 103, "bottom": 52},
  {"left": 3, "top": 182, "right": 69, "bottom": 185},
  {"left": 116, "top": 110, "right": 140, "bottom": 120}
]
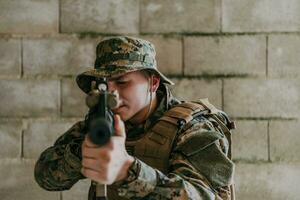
[
  {"left": 115, "top": 116, "right": 235, "bottom": 200},
  {"left": 34, "top": 121, "right": 86, "bottom": 191}
]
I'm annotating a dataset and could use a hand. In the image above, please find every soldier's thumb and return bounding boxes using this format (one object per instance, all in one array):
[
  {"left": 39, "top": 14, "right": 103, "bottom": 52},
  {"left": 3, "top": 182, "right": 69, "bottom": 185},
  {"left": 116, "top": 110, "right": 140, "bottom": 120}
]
[{"left": 114, "top": 114, "right": 126, "bottom": 138}]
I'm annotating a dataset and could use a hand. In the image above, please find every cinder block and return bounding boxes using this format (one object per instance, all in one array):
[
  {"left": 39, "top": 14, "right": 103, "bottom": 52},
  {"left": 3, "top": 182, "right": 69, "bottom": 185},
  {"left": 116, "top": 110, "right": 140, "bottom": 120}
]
[
  {"left": 0, "top": 0, "right": 58, "bottom": 34},
  {"left": 223, "top": 0, "right": 300, "bottom": 32},
  {"left": 232, "top": 120, "right": 268, "bottom": 161},
  {"left": 0, "top": 80, "right": 59, "bottom": 117},
  {"left": 0, "top": 121, "right": 22, "bottom": 158},
  {"left": 0, "top": 38, "right": 21, "bottom": 77},
  {"left": 62, "top": 78, "right": 88, "bottom": 117},
  {"left": 141, "top": 0, "right": 221, "bottom": 33},
  {"left": 184, "top": 36, "right": 266, "bottom": 76},
  {"left": 141, "top": 36, "right": 182, "bottom": 75},
  {"left": 61, "top": 0, "right": 139, "bottom": 34},
  {"left": 23, "top": 120, "right": 78, "bottom": 158},
  {"left": 224, "top": 78, "right": 300, "bottom": 118},
  {"left": 0, "top": 159, "right": 60, "bottom": 200},
  {"left": 235, "top": 163, "right": 300, "bottom": 200},
  {"left": 269, "top": 35, "right": 300, "bottom": 78},
  {"left": 269, "top": 120, "right": 300, "bottom": 161},
  {"left": 170, "top": 78, "right": 222, "bottom": 108},
  {"left": 23, "top": 36, "right": 99, "bottom": 76},
  {"left": 62, "top": 179, "right": 90, "bottom": 200}
]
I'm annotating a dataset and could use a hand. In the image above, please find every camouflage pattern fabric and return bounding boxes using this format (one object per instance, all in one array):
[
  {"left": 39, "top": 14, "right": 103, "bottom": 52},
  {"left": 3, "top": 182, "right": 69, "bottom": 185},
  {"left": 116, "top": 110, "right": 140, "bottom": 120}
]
[
  {"left": 76, "top": 36, "right": 174, "bottom": 94},
  {"left": 34, "top": 85, "right": 234, "bottom": 199},
  {"left": 34, "top": 121, "right": 85, "bottom": 190}
]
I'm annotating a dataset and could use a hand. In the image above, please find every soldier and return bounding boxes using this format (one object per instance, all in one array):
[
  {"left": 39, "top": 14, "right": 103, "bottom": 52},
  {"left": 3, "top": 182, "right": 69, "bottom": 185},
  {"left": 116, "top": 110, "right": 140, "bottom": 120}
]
[{"left": 34, "top": 36, "right": 235, "bottom": 200}]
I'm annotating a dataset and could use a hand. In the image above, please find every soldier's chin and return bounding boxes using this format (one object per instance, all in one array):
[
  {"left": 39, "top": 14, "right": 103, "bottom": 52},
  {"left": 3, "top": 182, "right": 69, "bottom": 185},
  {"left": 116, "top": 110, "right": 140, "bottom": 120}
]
[
  {"left": 112, "top": 106, "right": 128, "bottom": 121},
  {"left": 117, "top": 112, "right": 130, "bottom": 122}
]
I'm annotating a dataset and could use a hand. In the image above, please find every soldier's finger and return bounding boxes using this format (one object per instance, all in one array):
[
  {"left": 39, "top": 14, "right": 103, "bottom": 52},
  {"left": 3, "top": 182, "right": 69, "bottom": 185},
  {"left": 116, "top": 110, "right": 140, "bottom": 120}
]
[
  {"left": 114, "top": 114, "right": 125, "bottom": 138},
  {"left": 81, "top": 167, "right": 101, "bottom": 179},
  {"left": 82, "top": 146, "right": 112, "bottom": 161},
  {"left": 81, "top": 167, "right": 110, "bottom": 184},
  {"left": 82, "top": 157, "right": 108, "bottom": 172}
]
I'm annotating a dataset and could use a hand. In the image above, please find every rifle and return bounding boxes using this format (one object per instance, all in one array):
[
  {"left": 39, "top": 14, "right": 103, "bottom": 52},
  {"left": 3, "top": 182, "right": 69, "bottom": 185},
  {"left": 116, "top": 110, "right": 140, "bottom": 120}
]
[{"left": 85, "top": 78, "right": 120, "bottom": 200}]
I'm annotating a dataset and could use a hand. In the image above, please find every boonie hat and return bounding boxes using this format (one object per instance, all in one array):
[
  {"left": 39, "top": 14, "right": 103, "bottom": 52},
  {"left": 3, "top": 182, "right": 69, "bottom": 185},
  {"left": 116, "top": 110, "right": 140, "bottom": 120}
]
[{"left": 76, "top": 36, "right": 174, "bottom": 93}]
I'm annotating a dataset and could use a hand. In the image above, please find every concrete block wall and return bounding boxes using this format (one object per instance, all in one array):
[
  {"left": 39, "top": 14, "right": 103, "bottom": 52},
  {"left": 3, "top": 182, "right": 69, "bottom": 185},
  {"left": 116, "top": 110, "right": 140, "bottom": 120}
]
[{"left": 0, "top": 0, "right": 299, "bottom": 199}]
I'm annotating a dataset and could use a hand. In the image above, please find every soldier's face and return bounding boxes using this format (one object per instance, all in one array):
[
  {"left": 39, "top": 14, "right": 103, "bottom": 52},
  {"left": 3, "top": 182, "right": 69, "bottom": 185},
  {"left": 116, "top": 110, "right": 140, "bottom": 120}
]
[{"left": 107, "top": 71, "right": 157, "bottom": 124}]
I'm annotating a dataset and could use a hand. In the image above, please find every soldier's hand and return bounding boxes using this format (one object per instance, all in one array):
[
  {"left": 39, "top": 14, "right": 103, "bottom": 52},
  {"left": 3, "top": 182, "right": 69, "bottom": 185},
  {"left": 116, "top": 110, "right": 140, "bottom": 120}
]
[{"left": 81, "top": 114, "right": 134, "bottom": 185}]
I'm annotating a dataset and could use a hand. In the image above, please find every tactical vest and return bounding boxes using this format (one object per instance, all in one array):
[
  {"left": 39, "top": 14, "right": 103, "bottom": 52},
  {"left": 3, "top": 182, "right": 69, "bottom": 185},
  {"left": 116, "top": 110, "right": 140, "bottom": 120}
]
[{"left": 89, "top": 99, "right": 235, "bottom": 200}]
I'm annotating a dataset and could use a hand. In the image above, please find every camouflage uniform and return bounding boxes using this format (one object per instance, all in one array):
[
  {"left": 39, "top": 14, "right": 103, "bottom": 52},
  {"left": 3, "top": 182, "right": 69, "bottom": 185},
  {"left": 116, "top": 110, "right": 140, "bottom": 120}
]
[{"left": 34, "top": 36, "right": 235, "bottom": 200}]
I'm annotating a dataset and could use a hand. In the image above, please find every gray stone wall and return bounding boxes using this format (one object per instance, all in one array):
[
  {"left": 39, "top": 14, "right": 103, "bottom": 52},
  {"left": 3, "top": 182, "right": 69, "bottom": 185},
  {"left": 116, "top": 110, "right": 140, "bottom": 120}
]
[{"left": 0, "top": 0, "right": 299, "bottom": 199}]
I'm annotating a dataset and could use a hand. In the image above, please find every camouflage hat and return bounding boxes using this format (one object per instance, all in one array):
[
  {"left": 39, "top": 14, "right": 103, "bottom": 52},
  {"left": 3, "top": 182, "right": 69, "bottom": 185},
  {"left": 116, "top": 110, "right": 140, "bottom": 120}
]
[{"left": 76, "top": 36, "right": 174, "bottom": 93}]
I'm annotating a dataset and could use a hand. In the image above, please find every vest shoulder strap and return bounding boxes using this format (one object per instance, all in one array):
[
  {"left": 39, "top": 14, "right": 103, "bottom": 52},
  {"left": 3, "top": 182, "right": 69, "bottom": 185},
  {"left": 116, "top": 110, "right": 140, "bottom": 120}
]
[
  {"left": 158, "top": 101, "right": 207, "bottom": 126},
  {"left": 150, "top": 101, "right": 209, "bottom": 152}
]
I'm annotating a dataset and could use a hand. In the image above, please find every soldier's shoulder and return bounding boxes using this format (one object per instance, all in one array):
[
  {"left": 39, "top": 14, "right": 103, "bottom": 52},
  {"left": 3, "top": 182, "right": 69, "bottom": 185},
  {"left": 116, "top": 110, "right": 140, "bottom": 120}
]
[{"left": 172, "top": 108, "right": 234, "bottom": 189}]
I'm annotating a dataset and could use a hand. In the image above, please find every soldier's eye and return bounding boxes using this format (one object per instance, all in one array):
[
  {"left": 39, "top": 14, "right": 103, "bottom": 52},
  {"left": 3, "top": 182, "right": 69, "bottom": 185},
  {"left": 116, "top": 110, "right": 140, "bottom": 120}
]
[{"left": 116, "top": 80, "right": 127, "bottom": 85}]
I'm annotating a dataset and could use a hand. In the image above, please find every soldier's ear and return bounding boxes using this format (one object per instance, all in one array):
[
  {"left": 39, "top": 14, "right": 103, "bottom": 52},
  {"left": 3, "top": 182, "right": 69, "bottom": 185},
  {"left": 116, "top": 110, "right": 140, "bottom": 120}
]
[{"left": 150, "top": 75, "right": 160, "bottom": 92}]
